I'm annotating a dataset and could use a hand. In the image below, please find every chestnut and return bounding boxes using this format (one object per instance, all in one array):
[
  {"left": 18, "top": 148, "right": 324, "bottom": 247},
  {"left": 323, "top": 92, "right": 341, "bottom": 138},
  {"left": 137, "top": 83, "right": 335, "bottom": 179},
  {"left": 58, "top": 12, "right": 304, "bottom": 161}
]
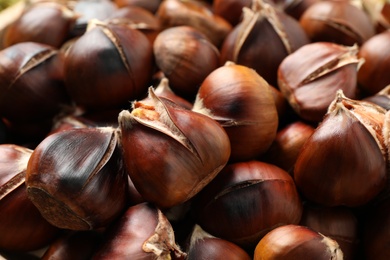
[
  {"left": 187, "top": 225, "right": 251, "bottom": 260},
  {"left": 299, "top": 0, "right": 375, "bottom": 46},
  {"left": 0, "top": 144, "right": 60, "bottom": 252},
  {"left": 92, "top": 202, "right": 186, "bottom": 259},
  {"left": 192, "top": 62, "right": 278, "bottom": 162},
  {"left": 118, "top": 87, "right": 231, "bottom": 209},
  {"left": 64, "top": 19, "right": 154, "bottom": 112},
  {"left": 2, "top": 1, "right": 77, "bottom": 48},
  {"left": 299, "top": 203, "right": 359, "bottom": 260},
  {"left": 156, "top": 0, "right": 232, "bottom": 47},
  {"left": 114, "top": 0, "right": 162, "bottom": 14},
  {"left": 278, "top": 42, "right": 361, "bottom": 122},
  {"left": 0, "top": 41, "right": 71, "bottom": 124},
  {"left": 220, "top": 0, "right": 310, "bottom": 87},
  {"left": 254, "top": 224, "right": 343, "bottom": 259},
  {"left": 153, "top": 26, "right": 220, "bottom": 101},
  {"left": 363, "top": 84, "right": 390, "bottom": 110},
  {"left": 42, "top": 230, "right": 103, "bottom": 260},
  {"left": 358, "top": 29, "right": 390, "bottom": 96},
  {"left": 191, "top": 160, "right": 302, "bottom": 250},
  {"left": 25, "top": 127, "right": 130, "bottom": 230},
  {"left": 294, "top": 90, "right": 387, "bottom": 207},
  {"left": 261, "top": 120, "right": 315, "bottom": 173},
  {"left": 272, "top": 0, "right": 320, "bottom": 20},
  {"left": 212, "top": 0, "right": 252, "bottom": 26}
]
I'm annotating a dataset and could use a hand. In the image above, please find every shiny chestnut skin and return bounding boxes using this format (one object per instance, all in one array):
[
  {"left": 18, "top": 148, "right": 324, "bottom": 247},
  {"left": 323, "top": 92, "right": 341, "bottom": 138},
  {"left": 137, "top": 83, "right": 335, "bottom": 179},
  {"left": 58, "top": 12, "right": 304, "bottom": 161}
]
[
  {"left": 294, "top": 91, "right": 387, "bottom": 207},
  {"left": 192, "top": 160, "right": 302, "bottom": 250},
  {"left": 26, "top": 127, "right": 130, "bottom": 230},
  {"left": 0, "top": 144, "right": 60, "bottom": 252},
  {"left": 278, "top": 42, "right": 360, "bottom": 122},
  {"left": 92, "top": 202, "right": 186, "bottom": 259},
  {"left": 193, "top": 62, "right": 278, "bottom": 162},
  {"left": 212, "top": 0, "right": 252, "bottom": 26},
  {"left": 2, "top": 1, "right": 77, "bottom": 48},
  {"left": 299, "top": 0, "right": 375, "bottom": 46},
  {"left": 358, "top": 29, "right": 390, "bottom": 96},
  {"left": 156, "top": 0, "right": 232, "bottom": 47},
  {"left": 114, "top": 0, "right": 162, "bottom": 13},
  {"left": 64, "top": 20, "right": 154, "bottom": 112},
  {"left": 153, "top": 26, "right": 220, "bottom": 101},
  {"left": 0, "top": 42, "right": 71, "bottom": 124},
  {"left": 254, "top": 224, "right": 343, "bottom": 259},
  {"left": 220, "top": 0, "right": 310, "bottom": 87}
]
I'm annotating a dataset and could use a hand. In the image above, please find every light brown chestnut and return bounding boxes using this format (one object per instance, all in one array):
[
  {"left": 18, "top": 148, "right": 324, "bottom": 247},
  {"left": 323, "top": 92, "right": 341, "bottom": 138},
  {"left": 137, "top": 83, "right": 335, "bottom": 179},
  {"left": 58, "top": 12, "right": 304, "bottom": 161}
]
[
  {"left": 64, "top": 19, "right": 154, "bottom": 111},
  {"left": 26, "top": 127, "right": 130, "bottom": 230},
  {"left": 294, "top": 90, "right": 387, "bottom": 207},
  {"left": 191, "top": 160, "right": 302, "bottom": 250},
  {"left": 254, "top": 224, "right": 343, "bottom": 260},
  {"left": 220, "top": 0, "right": 310, "bottom": 87},
  {"left": 118, "top": 87, "right": 231, "bottom": 209},
  {"left": 0, "top": 144, "right": 60, "bottom": 252},
  {"left": 92, "top": 202, "right": 186, "bottom": 259},
  {"left": 192, "top": 62, "right": 278, "bottom": 162},
  {"left": 278, "top": 42, "right": 361, "bottom": 122},
  {"left": 156, "top": 0, "right": 232, "bottom": 47},
  {"left": 153, "top": 26, "right": 220, "bottom": 101},
  {"left": 300, "top": 0, "right": 375, "bottom": 46}
]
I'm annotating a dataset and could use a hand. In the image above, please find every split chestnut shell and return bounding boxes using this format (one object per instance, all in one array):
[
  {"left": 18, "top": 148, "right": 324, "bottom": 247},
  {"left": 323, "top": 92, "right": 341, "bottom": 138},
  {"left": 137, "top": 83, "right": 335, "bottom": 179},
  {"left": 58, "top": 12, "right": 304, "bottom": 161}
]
[{"left": 118, "top": 87, "right": 231, "bottom": 209}]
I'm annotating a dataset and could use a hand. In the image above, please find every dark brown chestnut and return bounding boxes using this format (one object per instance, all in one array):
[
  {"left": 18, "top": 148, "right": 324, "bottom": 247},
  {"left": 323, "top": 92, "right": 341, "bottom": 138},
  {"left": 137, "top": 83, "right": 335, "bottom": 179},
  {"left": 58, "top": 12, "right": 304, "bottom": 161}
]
[
  {"left": 299, "top": 203, "right": 359, "bottom": 260},
  {"left": 187, "top": 225, "right": 251, "bottom": 260},
  {"left": 0, "top": 41, "right": 71, "bottom": 124},
  {"left": 300, "top": 0, "right": 375, "bottom": 46},
  {"left": 2, "top": 1, "right": 77, "bottom": 48},
  {"left": 64, "top": 19, "right": 154, "bottom": 111},
  {"left": 220, "top": 0, "right": 310, "bottom": 87},
  {"left": 254, "top": 224, "right": 343, "bottom": 259},
  {"left": 156, "top": 0, "right": 232, "bottom": 47},
  {"left": 363, "top": 84, "right": 390, "bottom": 110},
  {"left": 0, "top": 144, "right": 60, "bottom": 252},
  {"left": 212, "top": 0, "right": 252, "bottom": 26},
  {"left": 92, "top": 202, "right": 186, "bottom": 259},
  {"left": 192, "top": 62, "right": 278, "bottom": 162},
  {"left": 358, "top": 29, "right": 390, "bottom": 96},
  {"left": 278, "top": 42, "right": 361, "bottom": 122},
  {"left": 192, "top": 160, "right": 303, "bottom": 250},
  {"left": 118, "top": 87, "right": 231, "bottom": 209},
  {"left": 114, "top": 0, "right": 162, "bottom": 14},
  {"left": 153, "top": 26, "right": 220, "bottom": 101},
  {"left": 42, "top": 230, "right": 103, "bottom": 260},
  {"left": 261, "top": 120, "right": 315, "bottom": 173},
  {"left": 294, "top": 90, "right": 387, "bottom": 207},
  {"left": 25, "top": 127, "right": 130, "bottom": 230}
]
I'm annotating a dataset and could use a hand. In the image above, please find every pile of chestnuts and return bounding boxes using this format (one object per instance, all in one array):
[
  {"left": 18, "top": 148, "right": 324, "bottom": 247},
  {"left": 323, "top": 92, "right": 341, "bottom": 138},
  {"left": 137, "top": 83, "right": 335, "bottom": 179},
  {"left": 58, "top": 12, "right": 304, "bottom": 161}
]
[{"left": 1, "top": 0, "right": 390, "bottom": 259}]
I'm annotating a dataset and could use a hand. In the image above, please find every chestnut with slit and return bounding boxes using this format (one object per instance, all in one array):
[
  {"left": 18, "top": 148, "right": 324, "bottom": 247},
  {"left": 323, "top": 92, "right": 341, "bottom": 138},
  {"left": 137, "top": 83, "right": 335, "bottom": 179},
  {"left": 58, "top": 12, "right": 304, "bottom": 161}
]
[
  {"left": 25, "top": 127, "right": 130, "bottom": 230},
  {"left": 119, "top": 87, "right": 231, "bottom": 209}
]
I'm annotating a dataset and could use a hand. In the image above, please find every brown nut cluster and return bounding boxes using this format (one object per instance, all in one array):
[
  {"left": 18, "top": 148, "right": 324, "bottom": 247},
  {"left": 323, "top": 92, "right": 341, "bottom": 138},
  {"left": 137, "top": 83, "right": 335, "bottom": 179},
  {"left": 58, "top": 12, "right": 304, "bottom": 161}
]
[{"left": 1, "top": 0, "right": 390, "bottom": 259}]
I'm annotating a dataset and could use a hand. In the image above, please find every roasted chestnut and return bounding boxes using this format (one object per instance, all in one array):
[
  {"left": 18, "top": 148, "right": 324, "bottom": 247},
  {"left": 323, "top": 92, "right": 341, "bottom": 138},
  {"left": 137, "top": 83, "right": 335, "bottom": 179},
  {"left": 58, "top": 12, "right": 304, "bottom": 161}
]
[
  {"left": 0, "top": 144, "right": 60, "bottom": 252},
  {"left": 220, "top": 0, "right": 309, "bottom": 87},
  {"left": 26, "top": 127, "right": 130, "bottom": 230},
  {"left": 92, "top": 202, "right": 186, "bottom": 259},
  {"left": 254, "top": 224, "right": 343, "bottom": 259},
  {"left": 358, "top": 29, "right": 390, "bottom": 96},
  {"left": 193, "top": 62, "right": 278, "bottom": 162},
  {"left": 119, "top": 87, "right": 231, "bottom": 209},
  {"left": 156, "top": 0, "right": 232, "bottom": 47},
  {"left": 64, "top": 19, "right": 154, "bottom": 111},
  {"left": 153, "top": 26, "right": 220, "bottom": 101},
  {"left": 278, "top": 42, "right": 361, "bottom": 122},
  {"left": 294, "top": 90, "right": 387, "bottom": 207},
  {"left": 300, "top": 0, "right": 375, "bottom": 46},
  {"left": 192, "top": 160, "right": 302, "bottom": 250}
]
